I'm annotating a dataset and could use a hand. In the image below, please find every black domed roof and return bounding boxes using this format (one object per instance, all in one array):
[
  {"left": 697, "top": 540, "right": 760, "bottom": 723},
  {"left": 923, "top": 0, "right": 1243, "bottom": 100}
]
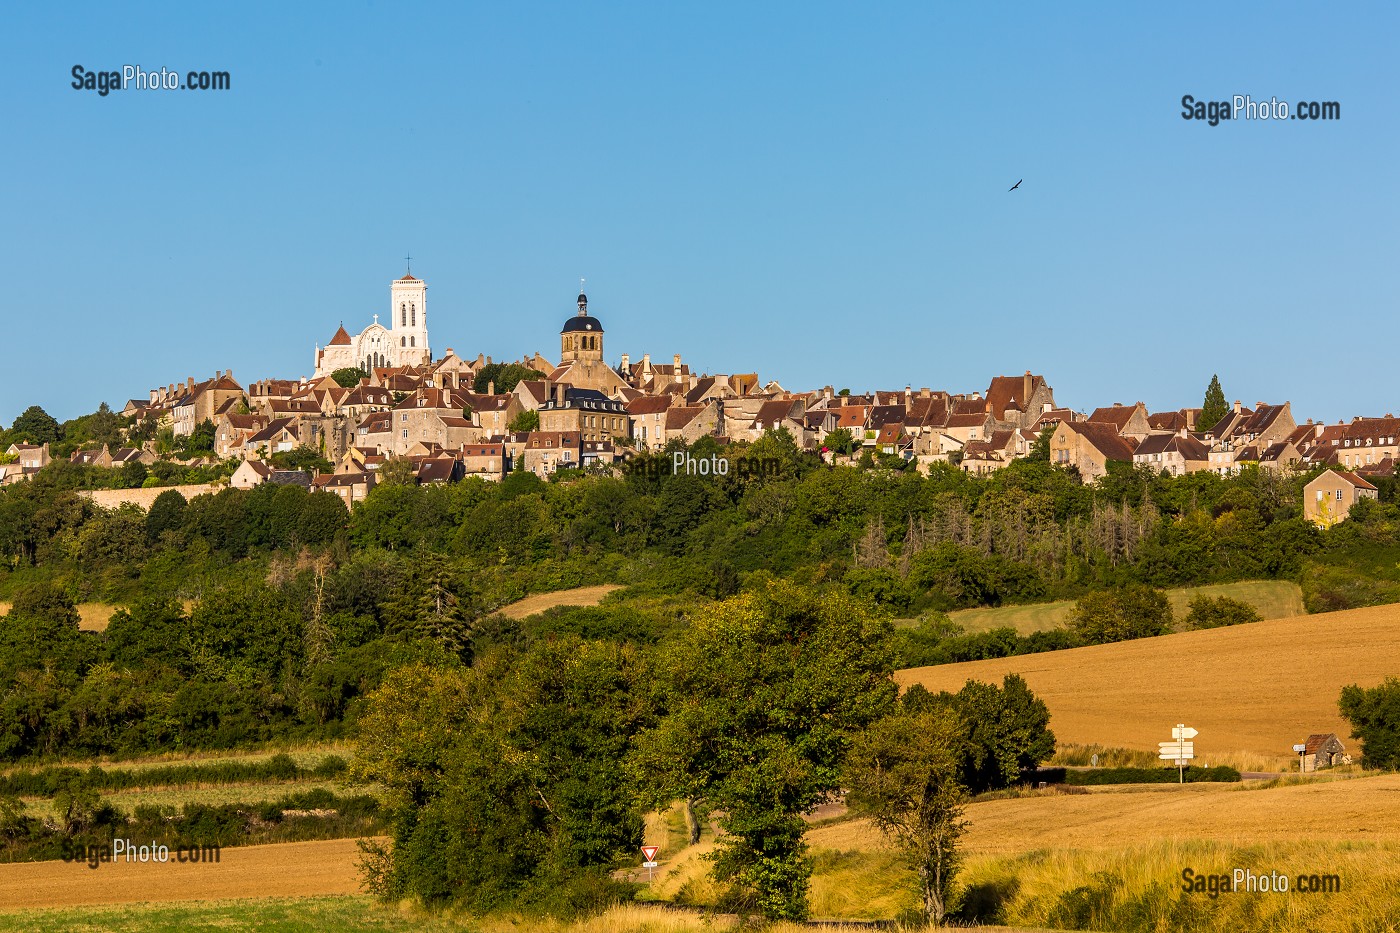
[{"left": 561, "top": 315, "right": 603, "bottom": 333}]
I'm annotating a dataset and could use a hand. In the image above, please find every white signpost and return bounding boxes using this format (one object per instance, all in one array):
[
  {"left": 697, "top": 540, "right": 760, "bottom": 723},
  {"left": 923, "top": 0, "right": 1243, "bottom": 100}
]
[
  {"left": 1159, "top": 724, "right": 1198, "bottom": 783},
  {"left": 1293, "top": 742, "right": 1307, "bottom": 772},
  {"left": 641, "top": 845, "right": 660, "bottom": 881}
]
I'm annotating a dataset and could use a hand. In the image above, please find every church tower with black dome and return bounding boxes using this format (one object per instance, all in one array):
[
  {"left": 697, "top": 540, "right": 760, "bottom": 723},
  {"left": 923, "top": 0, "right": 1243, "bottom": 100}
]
[{"left": 560, "top": 290, "right": 604, "bottom": 363}]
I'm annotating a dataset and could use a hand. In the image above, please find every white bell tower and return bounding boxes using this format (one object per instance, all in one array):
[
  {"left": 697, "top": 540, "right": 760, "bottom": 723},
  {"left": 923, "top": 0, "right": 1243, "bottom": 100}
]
[{"left": 390, "top": 260, "right": 430, "bottom": 365}]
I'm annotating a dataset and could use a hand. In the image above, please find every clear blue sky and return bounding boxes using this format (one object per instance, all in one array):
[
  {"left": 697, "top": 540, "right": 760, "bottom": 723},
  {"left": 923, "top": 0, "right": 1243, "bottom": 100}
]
[{"left": 2, "top": 2, "right": 1396, "bottom": 425}]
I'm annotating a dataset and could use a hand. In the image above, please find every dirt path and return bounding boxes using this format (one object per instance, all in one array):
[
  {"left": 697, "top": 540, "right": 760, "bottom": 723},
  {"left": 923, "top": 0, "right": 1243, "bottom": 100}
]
[{"left": 0, "top": 837, "right": 371, "bottom": 911}]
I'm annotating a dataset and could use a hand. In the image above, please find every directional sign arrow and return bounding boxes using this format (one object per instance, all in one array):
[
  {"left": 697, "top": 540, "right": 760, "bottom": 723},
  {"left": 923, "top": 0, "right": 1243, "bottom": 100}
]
[
  {"left": 1159, "top": 742, "right": 1195, "bottom": 752},
  {"left": 1172, "top": 726, "right": 1199, "bottom": 740},
  {"left": 1159, "top": 752, "right": 1196, "bottom": 761}
]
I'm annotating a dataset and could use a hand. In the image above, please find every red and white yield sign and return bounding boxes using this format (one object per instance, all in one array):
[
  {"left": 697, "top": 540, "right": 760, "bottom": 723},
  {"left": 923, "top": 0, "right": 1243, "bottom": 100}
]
[{"left": 641, "top": 846, "right": 660, "bottom": 863}]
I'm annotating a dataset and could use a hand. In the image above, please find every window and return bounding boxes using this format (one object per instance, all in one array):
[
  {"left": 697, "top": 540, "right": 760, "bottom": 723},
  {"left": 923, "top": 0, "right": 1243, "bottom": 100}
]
[
  {"left": 401, "top": 302, "right": 406, "bottom": 326},
  {"left": 411, "top": 302, "right": 416, "bottom": 326},
  {"left": 401, "top": 337, "right": 406, "bottom": 347},
  {"left": 1337, "top": 489, "right": 1344, "bottom": 501},
  {"left": 411, "top": 336, "right": 415, "bottom": 347}
]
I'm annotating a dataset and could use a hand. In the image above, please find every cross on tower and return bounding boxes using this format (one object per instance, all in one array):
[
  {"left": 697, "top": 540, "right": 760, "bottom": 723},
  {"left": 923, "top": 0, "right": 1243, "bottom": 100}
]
[{"left": 405, "top": 254, "right": 413, "bottom": 276}]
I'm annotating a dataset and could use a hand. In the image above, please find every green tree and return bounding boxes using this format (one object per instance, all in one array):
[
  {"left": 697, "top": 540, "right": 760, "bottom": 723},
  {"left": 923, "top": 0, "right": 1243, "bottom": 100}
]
[
  {"left": 377, "top": 457, "right": 417, "bottom": 487},
  {"left": 1066, "top": 586, "right": 1172, "bottom": 645},
  {"left": 269, "top": 445, "right": 333, "bottom": 474},
  {"left": 1029, "top": 424, "right": 1054, "bottom": 462},
  {"left": 10, "top": 406, "right": 61, "bottom": 445},
  {"left": 1199, "top": 374, "right": 1228, "bottom": 433},
  {"left": 1339, "top": 677, "right": 1400, "bottom": 770},
  {"left": 353, "top": 640, "right": 650, "bottom": 913},
  {"left": 180, "top": 419, "right": 216, "bottom": 455},
  {"left": 631, "top": 582, "right": 897, "bottom": 920},
  {"left": 1183, "top": 595, "right": 1261, "bottom": 630},
  {"left": 941, "top": 675, "right": 1056, "bottom": 793},
  {"left": 145, "top": 488, "right": 188, "bottom": 543},
  {"left": 845, "top": 706, "right": 968, "bottom": 925},
  {"left": 823, "top": 427, "right": 856, "bottom": 455},
  {"left": 330, "top": 367, "right": 369, "bottom": 388},
  {"left": 474, "top": 363, "right": 545, "bottom": 394},
  {"left": 508, "top": 409, "right": 540, "bottom": 433}
]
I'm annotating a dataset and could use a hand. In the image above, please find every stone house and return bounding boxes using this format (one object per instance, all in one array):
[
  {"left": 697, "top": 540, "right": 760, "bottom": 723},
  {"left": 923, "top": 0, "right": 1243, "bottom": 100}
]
[
  {"left": 1304, "top": 470, "right": 1378, "bottom": 527},
  {"left": 1301, "top": 734, "right": 1346, "bottom": 772},
  {"left": 1049, "top": 420, "right": 1140, "bottom": 484},
  {"left": 1087, "top": 402, "right": 1152, "bottom": 440},
  {"left": 1132, "top": 431, "right": 1211, "bottom": 476}
]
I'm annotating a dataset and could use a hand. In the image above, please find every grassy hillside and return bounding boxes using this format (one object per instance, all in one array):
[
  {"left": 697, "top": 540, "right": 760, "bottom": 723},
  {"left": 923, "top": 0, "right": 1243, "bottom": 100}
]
[
  {"left": 946, "top": 580, "right": 1305, "bottom": 635},
  {"left": 497, "top": 585, "right": 623, "bottom": 619},
  {"left": 899, "top": 601, "right": 1400, "bottom": 764}
]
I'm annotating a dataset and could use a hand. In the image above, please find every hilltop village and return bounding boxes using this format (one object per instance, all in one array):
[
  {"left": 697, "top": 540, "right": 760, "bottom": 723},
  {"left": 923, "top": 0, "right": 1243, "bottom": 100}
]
[{"left": 4, "top": 271, "right": 1394, "bottom": 525}]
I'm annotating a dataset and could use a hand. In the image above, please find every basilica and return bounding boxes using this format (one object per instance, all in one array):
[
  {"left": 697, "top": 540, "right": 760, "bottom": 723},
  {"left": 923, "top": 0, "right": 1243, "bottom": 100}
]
[{"left": 313, "top": 272, "right": 431, "bottom": 377}]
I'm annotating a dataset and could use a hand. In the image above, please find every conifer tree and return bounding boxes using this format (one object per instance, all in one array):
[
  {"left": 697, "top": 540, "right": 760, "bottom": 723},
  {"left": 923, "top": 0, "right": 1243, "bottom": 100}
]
[{"left": 1199, "top": 374, "right": 1228, "bottom": 432}]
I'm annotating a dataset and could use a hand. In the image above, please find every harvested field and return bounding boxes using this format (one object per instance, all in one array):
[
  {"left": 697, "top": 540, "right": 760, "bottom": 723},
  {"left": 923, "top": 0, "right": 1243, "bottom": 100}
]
[
  {"left": 0, "top": 837, "right": 370, "bottom": 912},
  {"left": 898, "top": 602, "right": 1400, "bottom": 759},
  {"left": 0, "top": 601, "right": 118, "bottom": 632},
  {"left": 945, "top": 579, "right": 1304, "bottom": 635},
  {"left": 497, "top": 585, "right": 621, "bottom": 619},
  {"left": 809, "top": 772, "right": 1400, "bottom": 856}
]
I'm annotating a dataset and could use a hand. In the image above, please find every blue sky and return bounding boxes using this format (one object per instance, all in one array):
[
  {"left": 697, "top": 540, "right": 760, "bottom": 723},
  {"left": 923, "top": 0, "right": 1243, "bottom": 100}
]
[{"left": 1, "top": 2, "right": 1396, "bottom": 425}]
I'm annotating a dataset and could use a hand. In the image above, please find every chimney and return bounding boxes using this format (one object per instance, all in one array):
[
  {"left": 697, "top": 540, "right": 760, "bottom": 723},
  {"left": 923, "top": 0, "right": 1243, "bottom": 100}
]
[
  {"left": 642, "top": 353, "right": 651, "bottom": 371},
  {"left": 1316, "top": 423, "right": 1324, "bottom": 439},
  {"left": 1113, "top": 401, "right": 1123, "bottom": 407},
  {"left": 488, "top": 380, "right": 495, "bottom": 396},
  {"left": 1233, "top": 400, "right": 1242, "bottom": 413},
  {"left": 673, "top": 354, "right": 682, "bottom": 371},
  {"left": 554, "top": 383, "right": 567, "bottom": 405},
  {"left": 1023, "top": 371, "right": 1032, "bottom": 402},
  {"left": 149, "top": 389, "right": 158, "bottom": 404},
  {"left": 620, "top": 353, "right": 630, "bottom": 371},
  {"left": 187, "top": 377, "right": 195, "bottom": 390},
  {"left": 921, "top": 387, "right": 931, "bottom": 398},
  {"left": 1178, "top": 427, "right": 1187, "bottom": 438}
]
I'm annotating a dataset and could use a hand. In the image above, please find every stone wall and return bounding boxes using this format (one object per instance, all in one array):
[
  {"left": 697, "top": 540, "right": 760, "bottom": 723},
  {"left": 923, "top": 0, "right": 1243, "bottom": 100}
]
[{"left": 78, "top": 483, "right": 223, "bottom": 510}]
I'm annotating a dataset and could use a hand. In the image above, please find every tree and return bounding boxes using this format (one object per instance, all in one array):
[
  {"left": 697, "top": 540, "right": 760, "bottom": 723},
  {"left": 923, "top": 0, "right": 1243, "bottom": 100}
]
[
  {"left": 845, "top": 706, "right": 968, "bottom": 925},
  {"left": 270, "top": 445, "right": 333, "bottom": 474},
  {"left": 1066, "top": 586, "right": 1172, "bottom": 645},
  {"left": 1029, "top": 424, "right": 1054, "bottom": 462},
  {"left": 145, "top": 489, "right": 188, "bottom": 543},
  {"left": 508, "top": 409, "right": 540, "bottom": 433},
  {"left": 1199, "top": 375, "right": 1228, "bottom": 433},
  {"left": 354, "top": 640, "right": 650, "bottom": 913},
  {"left": 377, "top": 456, "right": 417, "bottom": 487},
  {"left": 940, "top": 675, "right": 1056, "bottom": 793},
  {"left": 1339, "top": 677, "right": 1400, "bottom": 770},
  {"left": 180, "top": 419, "right": 216, "bottom": 455},
  {"left": 10, "top": 406, "right": 60, "bottom": 445},
  {"left": 474, "top": 363, "right": 545, "bottom": 395},
  {"left": 1183, "top": 595, "right": 1261, "bottom": 630},
  {"left": 330, "top": 367, "right": 369, "bottom": 388},
  {"left": 631, "top": 582, "right": 897, "bottom": 920},
  {"left": 823, "top": 428, "right": 856, "bottom": 455}
]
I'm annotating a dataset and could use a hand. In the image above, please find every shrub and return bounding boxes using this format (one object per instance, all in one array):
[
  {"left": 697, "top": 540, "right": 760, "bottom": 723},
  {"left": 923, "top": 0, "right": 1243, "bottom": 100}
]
[
  {"left": 1066, "top": 586, "right": 1172, "bottom": 645},
  {"left": 1182, "top": 595, "right": 1261, "bottom": 630}
]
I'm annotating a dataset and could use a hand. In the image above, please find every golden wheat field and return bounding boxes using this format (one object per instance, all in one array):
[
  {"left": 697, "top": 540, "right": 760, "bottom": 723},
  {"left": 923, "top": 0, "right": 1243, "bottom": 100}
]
[
  {"left": 0, "top": 837, "right": 369, "bottom": 911},
  {"left": 808, "top": 773, "right": 1400, "bottom": 856},
  {"left": 496, "top": 585, "right": 622, "bottom": 619},
  {"left": 898, "top": 602, "right": 1400, "bottom": 759}
]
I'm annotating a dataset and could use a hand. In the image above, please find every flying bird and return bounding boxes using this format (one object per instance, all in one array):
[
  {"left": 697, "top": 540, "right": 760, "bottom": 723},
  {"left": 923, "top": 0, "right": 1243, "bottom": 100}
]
[{"left": 1008, "top": 179, "right": 1022, "bottom": 191}]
